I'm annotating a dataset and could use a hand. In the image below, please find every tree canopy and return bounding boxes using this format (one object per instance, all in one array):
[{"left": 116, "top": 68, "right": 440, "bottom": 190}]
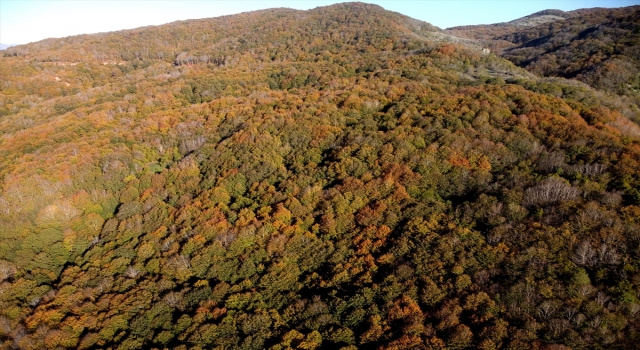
[{"left": 1, "top": 2, "right": 640, "bottom": 349}]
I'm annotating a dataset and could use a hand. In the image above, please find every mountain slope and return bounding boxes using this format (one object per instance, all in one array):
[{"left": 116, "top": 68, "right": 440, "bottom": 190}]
[
  {"left": 3, "top": 3, "right": 442, "bottom": 63},
  {"left": 1, "top": 3, "right": 640, "bottom": 349},
  {"left": 448, "top": 6, "right": 640, "bottom": 99},
  {"left": 446, "top": 9, "right": 571, "bottom": 43},
  {"left": 500, "top": 7, "right": 640, "bottom": 96}
]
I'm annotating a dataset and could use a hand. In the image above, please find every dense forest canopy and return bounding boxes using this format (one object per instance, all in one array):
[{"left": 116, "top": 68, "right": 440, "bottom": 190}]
[{"left": 1, "top": 2, "right": 640, "bottom": 349}]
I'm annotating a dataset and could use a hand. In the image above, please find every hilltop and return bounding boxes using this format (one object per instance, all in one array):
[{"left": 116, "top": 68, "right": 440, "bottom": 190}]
[
  {"left": 3, "top": 3, "right": 443, "bottom": 63},
  {"left": 1, "top": 3, "right": 640, "bottom": 349}
]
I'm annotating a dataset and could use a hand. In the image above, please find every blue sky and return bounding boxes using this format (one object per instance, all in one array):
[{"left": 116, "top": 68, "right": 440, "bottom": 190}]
[{"left": 1, "top": 0, "right": 638, "bottom": 45}]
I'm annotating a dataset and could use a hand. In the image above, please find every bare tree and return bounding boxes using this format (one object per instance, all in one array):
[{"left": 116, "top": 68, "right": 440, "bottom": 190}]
[
  {"left": 164, "top": 291, "right": 184, "bottom": 310},
  {"left": 525, "top": 177, "right": 580, "bottom": 207},
  {"left": 0, "top": 260, "right": 16, "bottom": 282},
  {"left": 568, "top": 163, "right": 606, "bottom": 177},
  {"left": 536, "top": 150, "right": 565, "bottom": 173},
  {"left": 563, "top": 306, "right": 577, "bottom": 322},
  {"left": 578, "top": 284, "right": 596, "bottom": 298},
  {"left": 125, "top": 266, "right": 141, "bottom": 279},
  {"left": 573, "top": 241, "right": 596, "bottom": 266},
  {"left": 537, "top": 300, "right": 556, "bottom": 320},
  {"left": 595, "top": 292, "right": 611, "bottom": 306}
]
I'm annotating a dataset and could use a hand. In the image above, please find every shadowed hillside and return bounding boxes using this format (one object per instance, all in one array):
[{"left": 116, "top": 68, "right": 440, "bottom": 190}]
[{"left": 448, "top": 6, "right": 640, "bottom": 100}]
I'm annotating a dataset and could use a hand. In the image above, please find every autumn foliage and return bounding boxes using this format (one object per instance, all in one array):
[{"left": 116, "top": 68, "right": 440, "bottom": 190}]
[{"left": 0, "top": 2, "right": 640, "bottom": 349}]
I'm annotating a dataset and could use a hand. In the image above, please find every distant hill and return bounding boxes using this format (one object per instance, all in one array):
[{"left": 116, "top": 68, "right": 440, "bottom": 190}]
[
  {"left": 447, "top": 6, "right": 640, "bottom": 98},
  {"left": 446, "top": 9, "right": 570, "bottom": 43},
  {"left": 0, "top": 44, "right": 17, "bottom": 50}
]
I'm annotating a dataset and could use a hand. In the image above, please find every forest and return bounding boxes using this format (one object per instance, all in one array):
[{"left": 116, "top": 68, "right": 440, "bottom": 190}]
[
  {"left": 448, "top": 6, "right": 640, "bottom": 102},
  {"left": 1, "top": 2, "right": 640, "bottom": 349}
]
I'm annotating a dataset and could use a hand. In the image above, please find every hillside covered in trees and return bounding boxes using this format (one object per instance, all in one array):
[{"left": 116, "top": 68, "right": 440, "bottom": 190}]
[
  {"left": 1, "top": 2, "right": 640, "bottom": 349},
  {"left": 448, "top": 6, "right": 640, "bottom": 101}
]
